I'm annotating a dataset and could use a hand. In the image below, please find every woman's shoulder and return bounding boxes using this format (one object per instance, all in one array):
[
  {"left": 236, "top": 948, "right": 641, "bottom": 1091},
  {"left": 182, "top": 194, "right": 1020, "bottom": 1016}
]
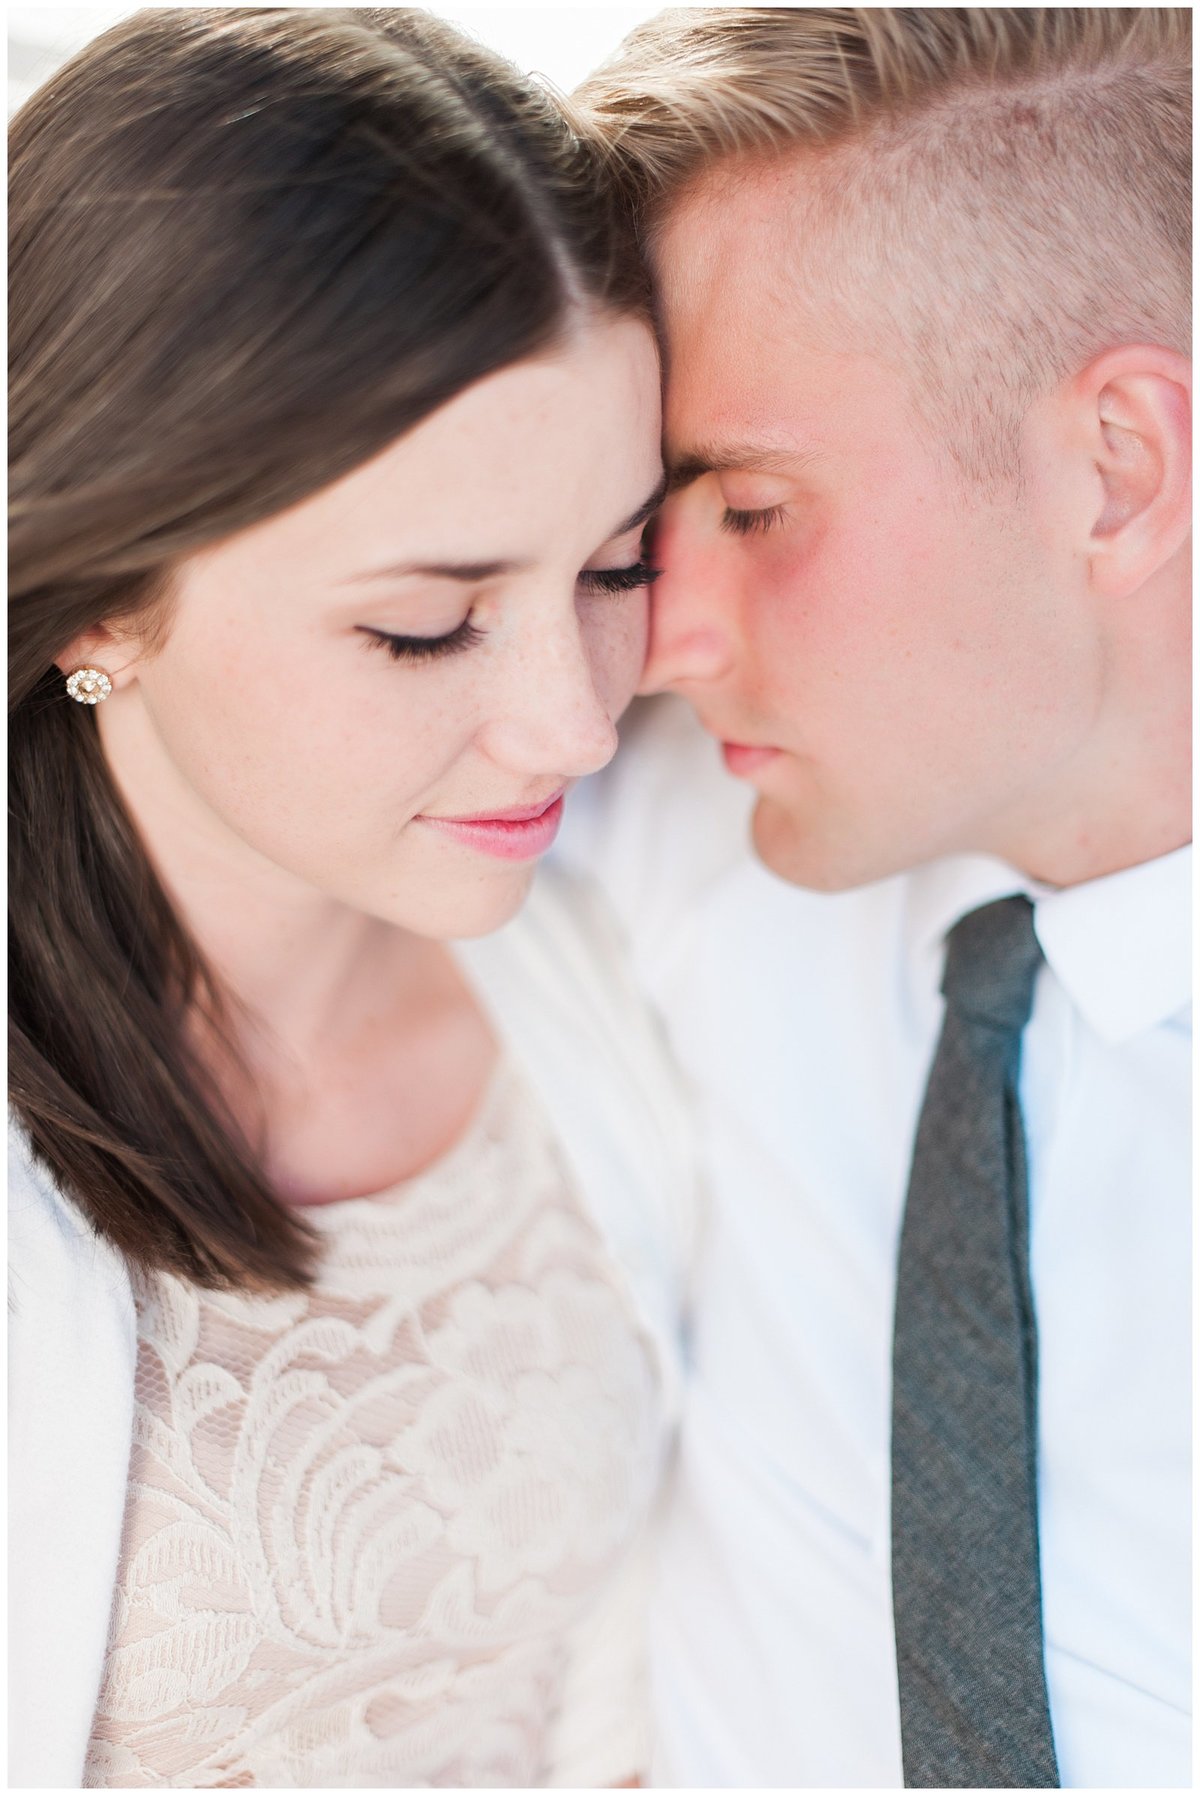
[
  {"left": 8, "top": 1116, "right": 135, "bottom": 1332},
  {"left": 8, "top": 1120, "right": 139, "bottom": 1788}
]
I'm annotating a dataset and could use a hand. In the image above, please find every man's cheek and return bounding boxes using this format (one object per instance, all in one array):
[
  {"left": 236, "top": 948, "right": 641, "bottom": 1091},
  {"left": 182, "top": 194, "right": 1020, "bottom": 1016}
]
[{"left": 745, "top": 533, "right": 842, "bottom": 670}]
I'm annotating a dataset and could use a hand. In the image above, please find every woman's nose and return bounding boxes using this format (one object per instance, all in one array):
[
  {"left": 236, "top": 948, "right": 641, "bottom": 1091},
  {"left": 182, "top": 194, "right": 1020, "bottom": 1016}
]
[{"left": 479, "top": 616, "right": 619, "bottom": 779}]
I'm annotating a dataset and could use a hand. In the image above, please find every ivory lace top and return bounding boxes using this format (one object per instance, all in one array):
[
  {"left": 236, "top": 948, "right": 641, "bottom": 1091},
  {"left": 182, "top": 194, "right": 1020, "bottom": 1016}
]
[{"left": 81, "top": 1059, "right": 663, "bottom": 1788}]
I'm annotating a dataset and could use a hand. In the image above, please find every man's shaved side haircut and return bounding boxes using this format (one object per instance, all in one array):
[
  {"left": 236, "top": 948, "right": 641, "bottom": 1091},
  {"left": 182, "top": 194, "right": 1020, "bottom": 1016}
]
[{"left": 573, "top": 8, "right": 1190, "bottom": 486}]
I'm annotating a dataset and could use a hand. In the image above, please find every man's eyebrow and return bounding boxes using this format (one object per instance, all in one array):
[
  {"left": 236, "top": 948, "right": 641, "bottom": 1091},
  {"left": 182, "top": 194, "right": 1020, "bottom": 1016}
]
[{"left": 666, "top": 444, "right": 820, "bottom": 493}]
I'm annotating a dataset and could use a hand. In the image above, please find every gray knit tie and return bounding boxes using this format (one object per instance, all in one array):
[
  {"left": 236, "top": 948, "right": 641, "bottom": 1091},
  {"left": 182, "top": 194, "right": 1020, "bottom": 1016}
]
[{"left": 891, "top": 896, "right": 1059, "bottom": 1788}]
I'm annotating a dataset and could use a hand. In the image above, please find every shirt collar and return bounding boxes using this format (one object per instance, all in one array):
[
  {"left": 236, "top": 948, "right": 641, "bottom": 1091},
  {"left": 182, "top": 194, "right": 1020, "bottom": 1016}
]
[{"left": 903, "top": 844, "right": 1192, "bottom": 1045}]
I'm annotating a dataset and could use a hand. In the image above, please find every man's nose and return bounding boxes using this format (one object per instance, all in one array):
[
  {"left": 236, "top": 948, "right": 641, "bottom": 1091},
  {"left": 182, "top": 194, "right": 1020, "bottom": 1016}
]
[{"left": 639, "top": 498, "right": 736, "bottom": 695}]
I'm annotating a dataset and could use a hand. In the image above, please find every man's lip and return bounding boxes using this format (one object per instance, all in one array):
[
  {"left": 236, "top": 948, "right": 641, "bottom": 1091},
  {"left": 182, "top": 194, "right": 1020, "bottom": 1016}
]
[
  {"left": 721, "top": 741, "right": 783, "bottom": 777},
  {"left": 419, "top": 788, "right": 566, "bottom": 825}
]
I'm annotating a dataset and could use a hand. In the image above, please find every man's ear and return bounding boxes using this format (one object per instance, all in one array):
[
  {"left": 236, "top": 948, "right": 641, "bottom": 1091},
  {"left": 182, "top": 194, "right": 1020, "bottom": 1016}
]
[{"left": 1074, "top": 344, "right": 1191, "bottom": 599}]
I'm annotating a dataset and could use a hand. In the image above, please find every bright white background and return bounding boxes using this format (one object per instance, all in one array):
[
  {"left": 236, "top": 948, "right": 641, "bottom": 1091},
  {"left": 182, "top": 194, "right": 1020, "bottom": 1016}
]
[{"left": 8, "top": 3, "right": 664, "bottom": 116}]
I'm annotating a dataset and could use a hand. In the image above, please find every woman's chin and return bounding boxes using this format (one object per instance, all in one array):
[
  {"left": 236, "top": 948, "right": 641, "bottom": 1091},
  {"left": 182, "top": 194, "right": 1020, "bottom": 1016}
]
[{"left": 381, "top": 863, "right": 539, "bottom": 942}]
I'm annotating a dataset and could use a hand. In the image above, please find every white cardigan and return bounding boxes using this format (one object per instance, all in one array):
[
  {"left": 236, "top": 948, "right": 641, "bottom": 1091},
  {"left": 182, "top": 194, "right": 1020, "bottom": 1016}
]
[{"left": 9, "top": 866, "right": 697, "bottom": 1789}]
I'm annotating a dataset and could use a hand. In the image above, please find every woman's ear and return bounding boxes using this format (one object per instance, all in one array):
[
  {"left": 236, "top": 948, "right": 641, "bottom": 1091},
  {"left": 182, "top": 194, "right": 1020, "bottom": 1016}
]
[
  {"left": 54, "top": 620, "right": 145, "bottom": 692},
  {"left": 1075, "top": 344, "right": 1191, "bottom": 599}
]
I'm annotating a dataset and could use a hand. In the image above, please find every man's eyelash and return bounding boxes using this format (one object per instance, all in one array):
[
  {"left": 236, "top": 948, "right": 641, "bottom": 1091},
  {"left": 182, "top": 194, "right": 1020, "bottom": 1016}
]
[
  {"left": 721, "top": 504, "right": 788, "bottom": 537},
  {"left": 356, "top": 620, "right": 484, "bottom": 663},
  {"left": 577, "top": 559, "right": 663, "bottom": 595}
]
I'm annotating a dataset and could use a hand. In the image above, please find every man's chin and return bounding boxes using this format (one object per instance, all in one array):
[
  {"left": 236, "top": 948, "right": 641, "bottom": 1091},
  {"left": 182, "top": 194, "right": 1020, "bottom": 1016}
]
[{"left": 751, "top": 794, "right": 883, "bottom": 895}]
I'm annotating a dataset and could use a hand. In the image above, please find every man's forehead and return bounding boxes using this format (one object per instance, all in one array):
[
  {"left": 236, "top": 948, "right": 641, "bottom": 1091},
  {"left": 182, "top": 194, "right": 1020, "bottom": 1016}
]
[
  {"left": 652, "top": 150, "right": 905, "bottom": 486},
  {"left": 660, "top": 326, "right": 854, "bottom": 480},
  {"left": 654, "top": 184, "right": 854, "bottom": 408},
  {"left": 655, "top": 148, "right": 836, "bottom": 282},
  {"left": 659, "top": 150, "right": 812, "bottom": 242},
  {"left": 655, "top": 179, "right": 788, "bottom": 325}
]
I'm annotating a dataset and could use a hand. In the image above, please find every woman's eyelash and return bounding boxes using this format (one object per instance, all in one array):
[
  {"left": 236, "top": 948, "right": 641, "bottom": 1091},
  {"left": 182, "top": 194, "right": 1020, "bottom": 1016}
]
[
  {"left": 721, "top": 504, "right": 788, "bottom": 537},
  {"left": 577, "top": 559, "right": 663, "bottom": 596},
  {"left": 356, "top": 621, "right": 484, "bottom": 663},
  {"left": 356, "top": 559, "right": 661, "bottom": 665}
]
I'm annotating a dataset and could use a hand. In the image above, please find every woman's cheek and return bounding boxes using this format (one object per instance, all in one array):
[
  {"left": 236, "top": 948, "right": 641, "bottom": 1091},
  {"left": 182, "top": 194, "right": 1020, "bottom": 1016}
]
[{"left": 585, "top": 594, "right": 650, "bottom": 719}]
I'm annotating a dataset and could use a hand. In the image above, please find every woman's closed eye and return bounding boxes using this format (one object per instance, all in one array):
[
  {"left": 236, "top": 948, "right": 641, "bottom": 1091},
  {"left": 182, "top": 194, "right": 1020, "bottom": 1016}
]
[
  {"left": 355, "top": 561, "right": 660, "bottom": 664},
  {"left": 577, "top": 558, "right": 662, "bottom": 596},
  {"left": 356, "top": 620, "right": 484, "bottom": 663}
]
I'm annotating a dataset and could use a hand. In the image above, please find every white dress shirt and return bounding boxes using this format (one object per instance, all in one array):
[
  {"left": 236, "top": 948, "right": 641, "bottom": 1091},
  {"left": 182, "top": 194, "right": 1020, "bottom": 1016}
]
[{"left": 560, "top": 696, "right": 1192, "bottom": 1790}]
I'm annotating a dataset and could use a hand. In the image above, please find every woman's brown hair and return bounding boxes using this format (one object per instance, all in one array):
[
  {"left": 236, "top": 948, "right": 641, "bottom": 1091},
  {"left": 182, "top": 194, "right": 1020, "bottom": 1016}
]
[{"left": 9, "top": 7, "right": 648, "bottom": 1290}]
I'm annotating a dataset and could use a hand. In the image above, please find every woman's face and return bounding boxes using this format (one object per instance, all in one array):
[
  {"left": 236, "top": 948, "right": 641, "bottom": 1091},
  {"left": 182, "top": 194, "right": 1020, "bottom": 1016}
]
[{"left": 95, "top": 316, "right": 662, "bottom": 938}]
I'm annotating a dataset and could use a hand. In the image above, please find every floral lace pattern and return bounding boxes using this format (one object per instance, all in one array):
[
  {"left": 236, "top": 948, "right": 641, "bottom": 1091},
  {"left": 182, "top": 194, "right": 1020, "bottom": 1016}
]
[{"left": 83, "top": 1062, "right": 662, "bottom": 1787}]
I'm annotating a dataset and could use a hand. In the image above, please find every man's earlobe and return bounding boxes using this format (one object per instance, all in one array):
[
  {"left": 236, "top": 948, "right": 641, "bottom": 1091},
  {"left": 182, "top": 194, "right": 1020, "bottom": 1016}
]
[{"left": 1083, "top": 346, "right": 1190, "bottom": 598}]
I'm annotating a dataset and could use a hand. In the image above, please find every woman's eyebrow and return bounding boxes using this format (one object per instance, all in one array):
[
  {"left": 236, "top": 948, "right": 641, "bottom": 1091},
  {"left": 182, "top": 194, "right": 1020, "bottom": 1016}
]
[
  {"left": 341, "top": 557, "right": 529, "bottom": 585},
  {"left": 610, "top": 475, "right": 668, "bottom": 537},
  {"left": 341, "top": 477, "right": 668, "bottom": 586}
]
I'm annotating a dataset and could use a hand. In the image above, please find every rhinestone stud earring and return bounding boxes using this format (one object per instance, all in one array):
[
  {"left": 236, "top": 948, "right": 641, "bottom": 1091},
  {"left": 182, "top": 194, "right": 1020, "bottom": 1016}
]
[{"left": 65, "top": 666, "right": 113, "bottom": 705}]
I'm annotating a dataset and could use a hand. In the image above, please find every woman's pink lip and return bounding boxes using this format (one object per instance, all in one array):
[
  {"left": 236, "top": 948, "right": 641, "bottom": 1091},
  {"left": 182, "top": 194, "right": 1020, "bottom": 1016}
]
[
  {"left": 721, "top": 742, "right": 782, "bottom": 777},
  {"left": 432, "top": 789, "right": 565, "bottom": 825},
  {"left": 417, "top": 793, "right": 565, "bottom": 861}
]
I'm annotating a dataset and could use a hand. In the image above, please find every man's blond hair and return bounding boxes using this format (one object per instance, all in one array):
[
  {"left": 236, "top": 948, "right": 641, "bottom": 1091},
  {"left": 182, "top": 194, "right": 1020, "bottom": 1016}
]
[{"left": 573, "top": 8, "right": 1191, "bottom": 485}]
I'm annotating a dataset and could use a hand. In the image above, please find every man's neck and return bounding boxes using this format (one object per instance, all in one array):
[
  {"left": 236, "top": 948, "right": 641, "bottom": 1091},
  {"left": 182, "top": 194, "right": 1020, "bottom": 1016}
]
[
  {"left": 1001, "top": 783, "right": 1190, "bottom": 891},
  {"left": 986, "top": 737, "right": 1190, "bottom": 889},
  {"left": 988, "top": 574, "right": 1190, "bottom": 887}
]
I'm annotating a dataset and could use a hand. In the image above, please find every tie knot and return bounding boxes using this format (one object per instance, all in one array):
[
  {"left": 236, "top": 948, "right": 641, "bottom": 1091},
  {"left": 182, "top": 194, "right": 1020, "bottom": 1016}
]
[{"left": 940, "top": 895, "right": 1043, "bottom": 1033}]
